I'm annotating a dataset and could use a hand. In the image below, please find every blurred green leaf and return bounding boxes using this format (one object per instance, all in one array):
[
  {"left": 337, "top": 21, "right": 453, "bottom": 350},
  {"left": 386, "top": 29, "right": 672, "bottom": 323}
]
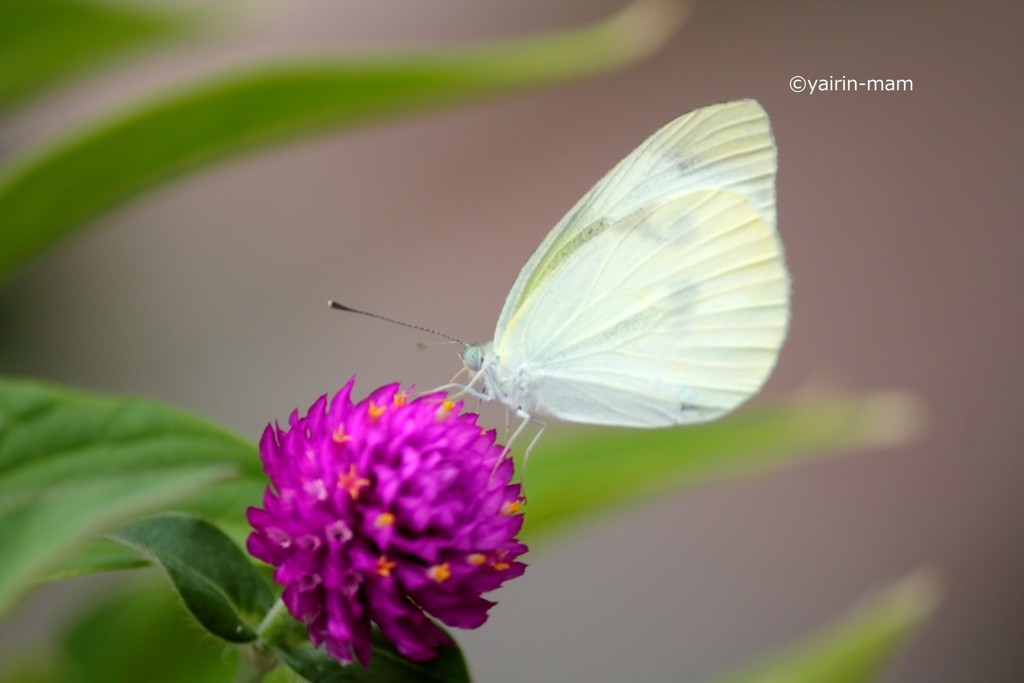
[
  {"left": 0, "top": 0, "right": 690, "bottom": 282},
  {"left": 45, "top": 536, "right": 148, "bottom": 579},
  {"left": 0, "top": 467, "right": 231, "bottom": 619},
  {"left": 0, "top": 578, "right": 241, "bottom": 683},
  {"left": 61, "top": 578, "right": 241, "bottom": 683},
  {"left": 0, "top": 376, "right": 257, "bottom": 615},
  {"left": 49, "top": 477, "right": 270, "bottom": 579},
  {"left": 182, "top": 476, "right": 268, "bottom": 549},
  {"left": 0, "top": 376, "right": 259, "bottom": 496},
  {"left": 108, "top": 513, "right": 274, "bottom": 642},
  {"left": 521, "top": 391, "right": 924, "bottom": 539},
  {"left": 0, "top": 656, "right": 61, "bottom": 683},
  {"left": 0, "top": 0, "right": 188, "bottom": 112},
  {"left": 713, "top": 570, "right": 940, "bottom": 683},
  {"left": 276, "top": 627, "right": 470, "bottom": 683}
]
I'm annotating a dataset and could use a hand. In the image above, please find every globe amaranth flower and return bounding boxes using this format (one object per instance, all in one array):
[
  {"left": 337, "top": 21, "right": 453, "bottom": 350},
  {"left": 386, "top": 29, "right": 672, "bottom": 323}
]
[{"left": 247, "top": 378, "right": 527, "bottom": 665}]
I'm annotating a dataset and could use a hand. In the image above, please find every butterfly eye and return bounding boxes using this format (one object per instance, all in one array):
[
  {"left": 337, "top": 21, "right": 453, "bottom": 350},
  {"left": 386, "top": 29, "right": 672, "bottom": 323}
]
[{"left": 462, "top": 346, "right": 482, "bottom": 371}]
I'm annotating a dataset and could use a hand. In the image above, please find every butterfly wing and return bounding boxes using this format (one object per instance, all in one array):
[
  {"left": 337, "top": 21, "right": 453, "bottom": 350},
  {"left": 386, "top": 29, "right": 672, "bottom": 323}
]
[
  {"left": 495, "top": 99, "right": 778, "bottom": 341},
  {"left": 493, "top": 100, "right": 788, "bottom": 426}
]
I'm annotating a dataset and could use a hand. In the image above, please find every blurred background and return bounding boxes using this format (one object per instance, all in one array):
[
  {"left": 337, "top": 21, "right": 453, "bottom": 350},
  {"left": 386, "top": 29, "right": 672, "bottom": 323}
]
[{"left": 1, "top": 1, "right": 1022, "bottom": 681}]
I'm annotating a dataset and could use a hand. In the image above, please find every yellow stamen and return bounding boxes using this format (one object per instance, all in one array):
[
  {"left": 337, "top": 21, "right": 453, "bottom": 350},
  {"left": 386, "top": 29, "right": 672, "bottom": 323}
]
[
  {"left": 435, "top": 399, "right": 456, "bottom": 420},
  {"left": 368, "top": 401, "right": 386, "bottom": 420},
  {"left": 332, "top": 425, "right": 351, "bottom": 444},
  {"left": 375, "top": 512, "right": 396, "bottom": 528},
  {"left": 427, "top": 562, "right": 452, "bottom": 583},
  {"left": 492, "top": 550, "right": 510, "bottom": 571},
  {"left": 393, "top": 392, "right": 408, "bottom": 407},
  {"left": 376, "top": 556, "right": 397, "bottom": 577},
  {"left": 501, "top": 498, "right": 523, "bottom": 516},
  {"left": 467, "top": 553, "right": 487, "bottom": 566},
  {"left": 337, "top": 464, "right": 371, "bottom": 500}
]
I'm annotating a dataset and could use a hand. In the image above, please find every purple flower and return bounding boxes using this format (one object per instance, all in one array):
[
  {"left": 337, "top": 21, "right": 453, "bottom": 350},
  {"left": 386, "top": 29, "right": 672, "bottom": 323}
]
[{"left": 247, "top": 378, "right": 527, "bottom": 665}]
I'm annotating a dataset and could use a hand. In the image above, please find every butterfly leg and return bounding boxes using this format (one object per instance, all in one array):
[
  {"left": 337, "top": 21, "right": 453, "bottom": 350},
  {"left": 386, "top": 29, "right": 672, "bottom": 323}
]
[
  {"left": 499, "top": 412, "right": 546, "bottom": 463},
  {"left": 495, "top": 412, "right": 545, "bottom": 499},
  {"left": 519, "top": 416, "right": 546, "bottom": 470},
  {"left": 427, "top": 366, "right": 492, "bottom": 401}
]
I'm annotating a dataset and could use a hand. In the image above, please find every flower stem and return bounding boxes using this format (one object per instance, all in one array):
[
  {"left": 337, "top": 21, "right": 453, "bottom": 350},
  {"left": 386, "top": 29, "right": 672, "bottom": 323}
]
[
  {"left": 257, "top": 597, "right": 295, "bottom": 647},
  {"left": 232, "top": 599, "right": 295, "bottom": 683}
]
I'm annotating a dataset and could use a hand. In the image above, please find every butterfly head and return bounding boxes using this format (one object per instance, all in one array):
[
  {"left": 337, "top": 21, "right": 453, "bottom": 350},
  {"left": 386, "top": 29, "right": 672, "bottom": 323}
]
[{"left": 461, "top": 342, "right": 492, "bottom": 373}]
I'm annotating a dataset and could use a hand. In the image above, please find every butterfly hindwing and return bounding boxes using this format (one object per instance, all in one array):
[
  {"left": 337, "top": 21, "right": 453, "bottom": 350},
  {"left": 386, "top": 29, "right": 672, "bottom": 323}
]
[{"left": 522, "top": 191, "right": 788, "bottom": 425}]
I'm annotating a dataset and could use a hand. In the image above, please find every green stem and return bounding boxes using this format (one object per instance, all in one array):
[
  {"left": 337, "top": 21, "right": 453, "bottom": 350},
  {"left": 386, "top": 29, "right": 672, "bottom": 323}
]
[
  {"left": 232, "top": 598, "right": 296, "bottom": 682},
  {"left": 257, "top": 597, "right": 296, "bottom": 647}
]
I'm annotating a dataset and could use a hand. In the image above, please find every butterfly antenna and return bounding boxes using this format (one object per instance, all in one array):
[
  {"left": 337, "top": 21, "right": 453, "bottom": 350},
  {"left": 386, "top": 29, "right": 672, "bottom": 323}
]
[
  {"left": 416, "top": 340, "right": 462, "bottom": 351},
  {"left": 328, "top": 300, "right": 465, "bottom": 345}
]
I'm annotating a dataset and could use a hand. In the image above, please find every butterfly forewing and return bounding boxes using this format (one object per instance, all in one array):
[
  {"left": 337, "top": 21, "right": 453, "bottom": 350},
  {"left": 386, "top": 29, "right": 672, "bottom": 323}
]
[{"left": 495, "top": 99, "right": 778, "bottom": 342}]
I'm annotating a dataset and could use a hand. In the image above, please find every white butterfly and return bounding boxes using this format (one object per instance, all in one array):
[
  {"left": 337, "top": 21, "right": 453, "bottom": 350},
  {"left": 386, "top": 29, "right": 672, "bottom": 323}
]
[{"left": 461, "top": 99, "right": 789, "bottom": 440}]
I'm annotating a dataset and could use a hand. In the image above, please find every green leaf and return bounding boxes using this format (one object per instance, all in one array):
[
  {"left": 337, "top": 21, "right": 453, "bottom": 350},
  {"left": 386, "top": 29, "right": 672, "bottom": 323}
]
[
  {"left": 0, "top": 376, "right": 258, "bottom": 615},
  {"left": 51, "top": 478, "right": 270, "bottom": 580},
  {"left": 0, "top": 0, "right": 690, "bottom": 281},
  {"left": 0, "top": 578, "right": 242, "bottom": 683},
  {"left": 713, "top": 570, "right": 940, "bottom": 683},
  {"left": 182, "top": 477, "right": 269, "bottom": 551},
  {"left": 60, "top": 578, "right": 241, "bottom": 683},
  {"left": 0, "top": 376, "right": 259, "bottom": 495},
  {"left": 276, "top": 627, "right": 470, "bottom": 683},
  {"left": 0, "top": 466, "right": 230, "bottom": 619},
  {"left": 44, "top": 536, "right": 148, "bottom": 579},
  {"left": 107, "top": 512, "right": 274, "bottom": 643},
  {"left": 521, "top": 392, "right": 925, "bottom": 539},
  {"left": 0, "top": 0, "right": 189, "bottom": 112},
  {"left": 0, "top": 656, "right": 60, "bottom": 683}
]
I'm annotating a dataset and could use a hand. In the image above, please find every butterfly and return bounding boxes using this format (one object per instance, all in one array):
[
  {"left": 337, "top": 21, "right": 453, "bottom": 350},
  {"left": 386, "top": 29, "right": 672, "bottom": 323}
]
[{"left": 459, "top": 99, "right": 789, "bottom": 445}]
